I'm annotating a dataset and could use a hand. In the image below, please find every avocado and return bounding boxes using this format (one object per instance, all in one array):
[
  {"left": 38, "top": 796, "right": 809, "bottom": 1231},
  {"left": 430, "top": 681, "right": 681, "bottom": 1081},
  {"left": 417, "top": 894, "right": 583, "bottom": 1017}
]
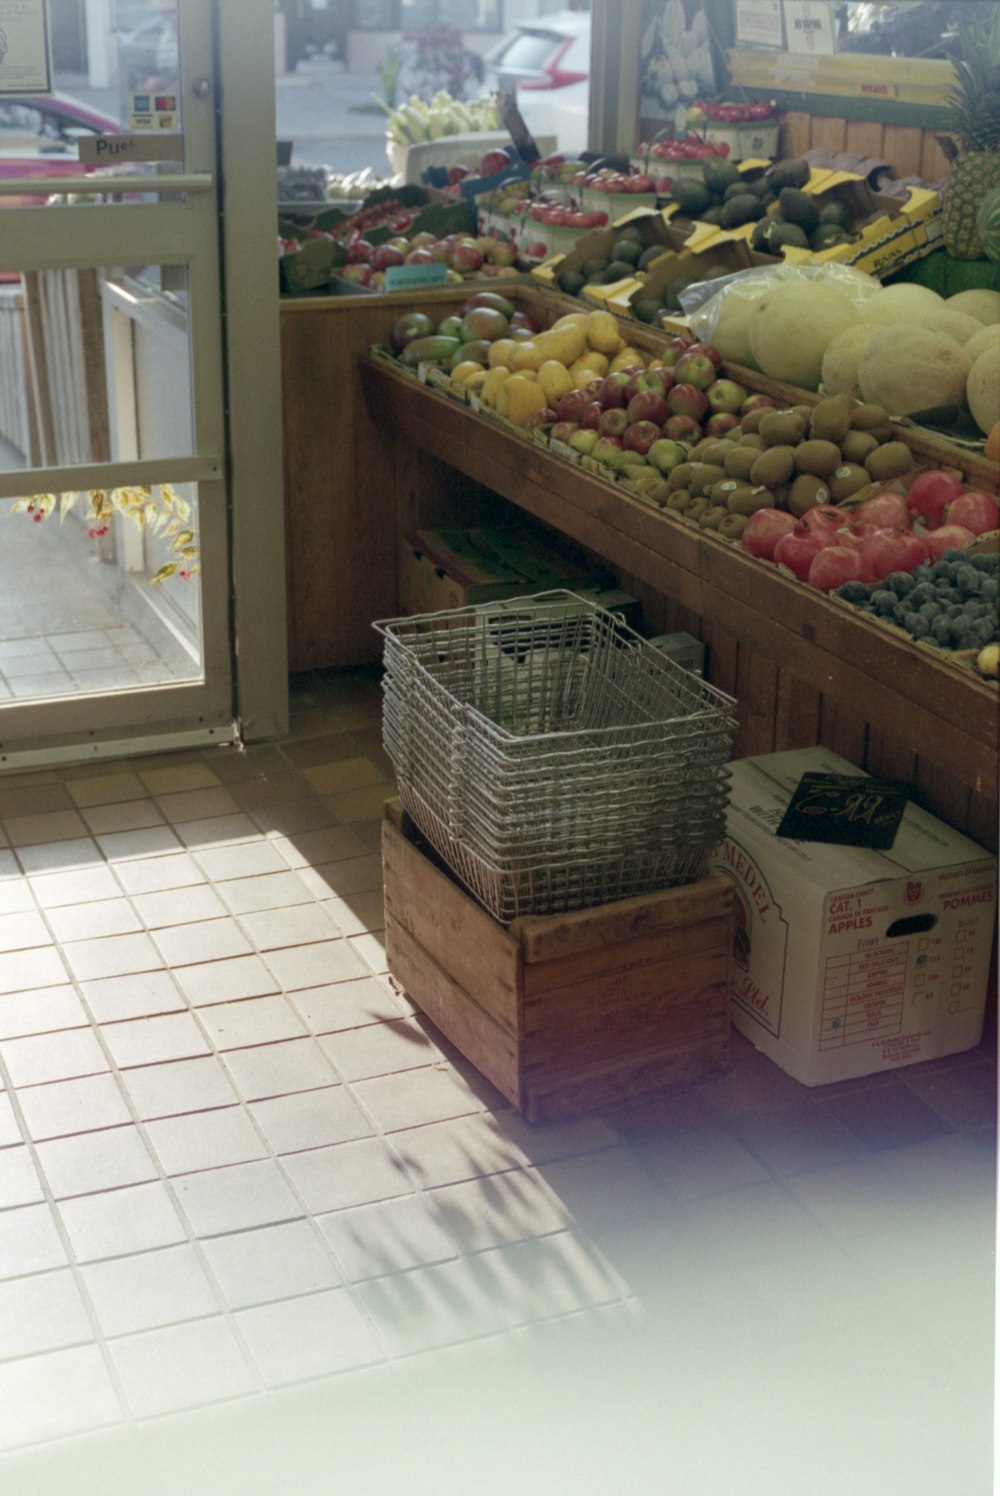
[
  {"left": 603, "top": 260, "right": 636, "bottom": 282},
  {"left": 724, "top": 179, "right": 754, "bottom": 202},
  {"left": 699, "top": 204, "right": 725, "bottom": 225},
  {"left": 810, "top": 224, "right": 848, "bottom": 251},
  {"left": 819, "top": 199, "right": 854, "bottom": 230},
  {"left": 748, "top": 176, "right": 774, "bottom": 200},
  {"left": 720, "top": 193, "right": 765, "bottom": 229},
  {"left": 632, "top": 297, "right": 664, "bottom": 324},
  {"left": 751, "top": 216, "right": 778, "bottom": 252},
  {"left": 664, "top": 274, "right": 697, "bottom": 309},
  {"left": 778, "top": 186, "right": 820, "bottom": 233},
  {"left": 557, "top": 269, "right": 586, "bottom": 297},
  {"left": 702, "top": 156, "right": 742, "bottom": 195},
  {"left": 581, "top": 256, "right": 609, "bottom": 278},
  {"left": 610, "top": 237, "right": 643, "bottom": 265},
  {"left": 766, "top": 157, "right": 811, "bottom": 192},
  {"left": 670, "top": 178, "right": 712, "bottom": 217},
  {"left": 617, "top": 222, "right": 646, "bottom": 245},
  {"left": 769, "top": 221, "right": 810, "bottom": 249},
  {"left": 638, "top": 244, "right": 667, "bottom": 271}
]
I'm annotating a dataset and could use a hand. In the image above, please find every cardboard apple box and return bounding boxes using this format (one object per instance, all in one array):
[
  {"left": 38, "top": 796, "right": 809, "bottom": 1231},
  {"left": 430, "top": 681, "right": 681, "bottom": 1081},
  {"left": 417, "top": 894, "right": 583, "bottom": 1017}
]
[{"left": 711, "top": 747, "right": 997, "bottom": 1086}]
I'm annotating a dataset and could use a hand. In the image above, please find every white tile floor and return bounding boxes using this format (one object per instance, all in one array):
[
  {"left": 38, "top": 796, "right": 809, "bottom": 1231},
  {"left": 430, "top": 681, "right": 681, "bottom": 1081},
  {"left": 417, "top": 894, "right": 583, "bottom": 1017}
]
[{"left": 0, "top": 668, "right": 994, "bottom": 1496}]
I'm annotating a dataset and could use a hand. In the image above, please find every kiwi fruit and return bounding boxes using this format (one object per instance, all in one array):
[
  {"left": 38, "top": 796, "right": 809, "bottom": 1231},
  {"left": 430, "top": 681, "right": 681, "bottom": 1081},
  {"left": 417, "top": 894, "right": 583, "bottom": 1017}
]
[
  {"left": 739, "top": 407, "right": 768, "bottom": 434},
  {"left": 737, "top": 431, "right": 767, "bottom": 450},
  {"left": 719, "top": 513, "right": 748, "bottom": 540},
  {"left": 793, "top": 439, "right": 842, "bottom": 477},
  {"left": 849, "top": 402, "right": 890, "bottom": 431},
  {"left": 827, "top": 463, "right": 871, "bottom": 502},
  {"left": 642, "top": 479, "right": 673, "bottom": 507},
  {"left": 666, "top": 489, "right": 692, "bottom": 512},
  {"left": 838, "top": 429, "right": 879, "bottom": 465},
  {"left": 710, "top": 478, "right": 745, "bottom": 507},
  {"left": 689, "top": 463, "right": 727, "bottom": 496},
  {"left": 729, "top": 485, "right": 778, "bottom": 516},
  {"left": 770, "top": 483, "right": 790, "bottom": 510},
  {"left": 864, "top": 442, "right": 913, "bottom": 481},
  {"left": 724, "top": 445, "right": 760, "bottom": 481},
  {"left": 788, "top": 473, "right": 831, "bottom": 517},
  {"left": 759, "top": 410, "right": 808, "bottom": 447},
  {"left": 699, "top": 505, "right": 728, "bottom": 530},
  {"left": 809, "top": 395, "right": 852, "bottom": 443},
  {"left": 750, "top": 445, "right": 796, "bottom": 488},
  {"left": 698, "top": 440, "right": 736, "bottom": 469},
  {"left": 685, "top": 497, "right": 710, "bottom": 523}
]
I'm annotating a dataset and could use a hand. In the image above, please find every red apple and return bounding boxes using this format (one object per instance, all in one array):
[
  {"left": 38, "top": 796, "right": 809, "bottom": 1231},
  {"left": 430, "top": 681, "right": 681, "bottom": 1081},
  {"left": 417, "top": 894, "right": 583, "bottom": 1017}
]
[
  {"left": 626, "top": 391, "right": 671, "bottom": 425},
  {"left": 370, "top": 243, "right": 405, "bottom": 270},
  {"left": 452, "top": 240, "right": 485, "bottom": 272},
  {"left": 741, "top": 508, "right": 798, "bottom": 561},
  {"left": 598, "top": 372, "right": 633, "bottom": 409},
  {"left": 860, "top": 527, "right": 930, "bottom": 579},
  {"left": 704, "top": 412, "right": 741, "bottom": 438},
  {"left": 598, "top": 407, "right": 630, "bottom": 438},
  {"left": 673, "top": 350, "right": 717, "bottom": 390},
  {"left": 657, "top": 336, "right": 696, "bottom": 370},
  {"left": 626, "top": 368, "right": 675, "bottom": 400},
  {"left": 404, "top": 247, "right": 435, "bottom": 265},
  {"left": 906, "top": 469, "right": 965, "bottom": 529},
  {"left": 580, "top": 401, "right": 603, "bottom": 430},
  {"left": 663, "top": 413, "right": 703, "bottom": 443},
  {"left": 555, "top": 388, "right": 596, "bottom": 424},
  {"left": 550, "top": 420, "right": 580, "bottom": 444},
  {"left": 853, "top": 491, "right": 912, "bottom": 531},
  {"left": 623, "top": 420, "right": 662, "bottom": 455},
  {"left": 666, "top": 383, "right": 709, "bottom": 421},
  {"left": 741, "top": 393, "right": 777, "bottom": 415},
  {"left": 773, "top": 525, "right": 831, "bottom": 580},
  {"left": 524, "top": 407, "right": 557, "bottom": 429},
  {"left": 923, "top": 524, "right": 976, "bottom": 560},
  {"left": 706, "top": 378, "right": 747, "bottom": 414},
  {"left": 808, "top": 544, "right": 865, "bottom": 592},
  {"left": 944, "top": 491, "right": 1000, "bottom": 536}
]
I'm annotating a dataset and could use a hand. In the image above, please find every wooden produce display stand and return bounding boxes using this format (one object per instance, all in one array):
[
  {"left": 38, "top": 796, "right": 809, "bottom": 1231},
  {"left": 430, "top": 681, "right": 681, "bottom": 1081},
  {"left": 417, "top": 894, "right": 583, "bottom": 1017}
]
[{"left": 281, "top": 284, "right": 999, "bottom": 863}]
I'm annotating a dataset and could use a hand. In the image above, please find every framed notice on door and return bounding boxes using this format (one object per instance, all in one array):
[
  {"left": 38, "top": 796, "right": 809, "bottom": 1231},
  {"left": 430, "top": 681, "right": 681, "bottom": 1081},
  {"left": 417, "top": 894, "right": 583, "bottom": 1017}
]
[{"left": 0, "top": 0, "right": 52, "bottom": 95}]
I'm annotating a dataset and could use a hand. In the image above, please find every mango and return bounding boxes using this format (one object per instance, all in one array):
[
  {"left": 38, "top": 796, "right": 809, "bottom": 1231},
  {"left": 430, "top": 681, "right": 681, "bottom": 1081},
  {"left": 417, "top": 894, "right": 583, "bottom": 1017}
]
[
  {"left": 398, "top": 335, "right": 462, "bottom": 368},
  {"left": 497, "top": 375, "right": 548, "bottom": 426},
  {"left": 450, "top": 360, "right": 487, "bottom": 386}
]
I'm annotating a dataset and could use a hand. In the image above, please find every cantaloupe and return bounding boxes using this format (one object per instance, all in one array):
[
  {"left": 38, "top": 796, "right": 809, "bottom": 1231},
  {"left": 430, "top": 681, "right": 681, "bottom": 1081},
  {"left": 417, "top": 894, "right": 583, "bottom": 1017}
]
[
  {"left": 857, "top": 324, "right": 972, "bottom": 415},
  {"left": 964, "top": 323, "right": 1000, "bottom": 363},
  {"left": 694, "top": 277, "right": 772, "bottom": 368},
  {"left": 918, "top": 309, "right": 985, "bottom": 346},
  {"left": 944, "top": 289, "right": 1000, "bottom": 325},
  {"left": 967, "top": 345, "right": 1000, "bottom": 435},
  {"left": 820, "top": 322, "right": 883, "bottom": 398},
  {"left": 748, "top": 280, "right": 859, "bottom": 390},
  {"left": 858, "top": 284, "right": 944, "bottom": 324}
]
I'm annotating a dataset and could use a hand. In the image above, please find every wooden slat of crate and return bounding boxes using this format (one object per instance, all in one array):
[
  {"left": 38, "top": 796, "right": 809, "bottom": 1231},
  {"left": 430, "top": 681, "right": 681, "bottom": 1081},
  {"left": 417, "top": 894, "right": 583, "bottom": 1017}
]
[{"left": 382, "top": 799, "right": 734, "bottom": 1124}]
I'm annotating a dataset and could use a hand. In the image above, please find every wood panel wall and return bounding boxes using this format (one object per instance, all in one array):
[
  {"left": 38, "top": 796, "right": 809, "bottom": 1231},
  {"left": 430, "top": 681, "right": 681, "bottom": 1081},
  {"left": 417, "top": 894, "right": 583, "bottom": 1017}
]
[{"left": 781, "top": 114, "right": 951, "bottom": 185}]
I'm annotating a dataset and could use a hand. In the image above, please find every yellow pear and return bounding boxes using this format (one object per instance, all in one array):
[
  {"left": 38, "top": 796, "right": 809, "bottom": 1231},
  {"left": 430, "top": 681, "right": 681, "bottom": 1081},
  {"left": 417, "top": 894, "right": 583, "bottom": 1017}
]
[
  {"left": 534, "top": 322, "right": 587, "bottom": 366},
  {"left": 608, "top": 346, "right": 648, "bottom": 373},
  {"left": 462, "top": 368, "right": 491, "bottom": 396},
  {"left": 450, "top": 360, "right": 487, "bottom": 387},
  {"left": 509, "top": 339, "right": 547, "bottom": 372},
  {"left": 478, "top": 365, "right": 513, "bottom": 409},
  {"left": 585, "top": 309, "right": 625, "bottom": 355},
  {"left": 487, "top": 338, "right": 517, "bottom": 369},
  {"left": 498, "top": 375, "right": 549, "bottom": 426},
  {"left": 537, "top": 359, "right": 574, "bottom": 405},
  {"left": 569, "top": 363, "right": 604, "bottom": 391},
  {"left": 550, "top": 311, "right": 589, "bottom": 330},
  {"left": 573, "top": 350, "right": 609, "bottom": 376}
]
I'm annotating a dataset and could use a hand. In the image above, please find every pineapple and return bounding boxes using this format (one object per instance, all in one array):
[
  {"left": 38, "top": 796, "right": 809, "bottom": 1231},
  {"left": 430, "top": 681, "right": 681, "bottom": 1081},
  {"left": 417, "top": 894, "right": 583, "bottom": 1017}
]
[{"left": 938, "top": 5, "right": 1000, "bottom": 260}]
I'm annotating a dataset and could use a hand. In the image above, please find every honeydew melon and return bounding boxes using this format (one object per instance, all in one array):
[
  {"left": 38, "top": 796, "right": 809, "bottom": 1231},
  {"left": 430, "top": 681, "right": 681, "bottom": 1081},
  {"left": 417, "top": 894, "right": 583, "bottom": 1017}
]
[
  {"left": 857, "top": 324, "right": 971, "bottom": 415},
  {"left": 748, "top": 280, "right": 860, "bottom": 390},
  {"left": 857, "top": 284, "right": 944, "bottom": 324},
  {"left": 967, "top": 345, "right": 1000, "bottom": 434}
]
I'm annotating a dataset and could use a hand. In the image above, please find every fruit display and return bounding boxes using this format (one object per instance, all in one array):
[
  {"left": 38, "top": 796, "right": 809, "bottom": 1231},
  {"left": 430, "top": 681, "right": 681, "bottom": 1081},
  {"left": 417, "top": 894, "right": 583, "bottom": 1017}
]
[
  {"left": 833, "top": 552, "right": 999, "bottom": 676},
  {"left": 666, "top": 154, "right": 776, "bottom": 232},
  {"left": 378, "top": 91, "right": 502, "bottom": 150},
  {"left": 751, "top": 181, "right": 861, "bottom": 257},
  {"left": 633, "top": 135, "right": 734, "bottom": 191},
  {"left": 554, "top": 220, "right": 668, "bottom": 299}
]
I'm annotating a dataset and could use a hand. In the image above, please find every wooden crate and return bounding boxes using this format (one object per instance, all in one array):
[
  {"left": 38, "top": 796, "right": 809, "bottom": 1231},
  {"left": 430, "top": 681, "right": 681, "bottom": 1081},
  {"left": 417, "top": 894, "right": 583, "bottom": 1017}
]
[{"left": 382, "top": 799, "right": 735, "bottom": 1124}]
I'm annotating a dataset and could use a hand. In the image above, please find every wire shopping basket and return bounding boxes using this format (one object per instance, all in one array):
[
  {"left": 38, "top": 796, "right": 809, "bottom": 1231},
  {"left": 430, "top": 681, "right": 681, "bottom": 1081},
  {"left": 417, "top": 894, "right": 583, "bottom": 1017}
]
[{"left": 375, "top": 591, "right": 738, "bottom": 922}]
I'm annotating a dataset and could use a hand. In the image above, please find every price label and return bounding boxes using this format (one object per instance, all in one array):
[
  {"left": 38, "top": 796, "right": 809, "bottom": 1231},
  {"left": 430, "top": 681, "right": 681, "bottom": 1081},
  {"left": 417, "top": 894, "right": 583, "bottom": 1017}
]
[
  {"left": 384, "top": 263, "right": 448, "bottom": 293},
  {"left": 776, "top": 772, "right": 912, "bottom": 850}
]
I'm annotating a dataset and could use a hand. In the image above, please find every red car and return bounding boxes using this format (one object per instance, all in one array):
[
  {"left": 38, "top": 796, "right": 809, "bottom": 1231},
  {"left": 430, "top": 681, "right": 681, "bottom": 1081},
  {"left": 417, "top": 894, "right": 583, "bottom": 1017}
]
[{"left": 0, "top": 92, "right": 122, "bottom": 205}]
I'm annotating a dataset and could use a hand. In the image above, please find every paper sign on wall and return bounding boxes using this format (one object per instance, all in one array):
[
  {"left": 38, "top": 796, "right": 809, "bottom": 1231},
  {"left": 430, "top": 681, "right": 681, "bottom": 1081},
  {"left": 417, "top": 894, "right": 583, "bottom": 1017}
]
[
  {"left": 0, "top": 0, "right": 52, "bottom": 95},
  {"left": 783, "top": 0, "right": 836, "bottom": 55},
  {"left": 736, "top": 0, "right": 784, "bottom": 49}
]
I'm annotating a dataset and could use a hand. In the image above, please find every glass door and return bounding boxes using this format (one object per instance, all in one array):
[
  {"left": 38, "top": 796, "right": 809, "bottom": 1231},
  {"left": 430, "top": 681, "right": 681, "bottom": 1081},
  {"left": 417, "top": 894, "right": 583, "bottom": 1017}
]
[{"left": 0, "top": 0, "right": 247, "bottom": 763}]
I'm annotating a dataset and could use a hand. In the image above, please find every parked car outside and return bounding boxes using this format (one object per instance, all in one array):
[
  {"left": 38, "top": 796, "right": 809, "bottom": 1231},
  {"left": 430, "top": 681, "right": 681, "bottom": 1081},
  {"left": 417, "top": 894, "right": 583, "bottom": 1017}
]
[
  {"left": 118, "top": 15, "right": 179, "bottom": 79},
  {"left": 483, "top": 10, "right": 590, "bottom": 156},
  {"left": 0, "top": 94, "right": 122, "bottom": 205}
]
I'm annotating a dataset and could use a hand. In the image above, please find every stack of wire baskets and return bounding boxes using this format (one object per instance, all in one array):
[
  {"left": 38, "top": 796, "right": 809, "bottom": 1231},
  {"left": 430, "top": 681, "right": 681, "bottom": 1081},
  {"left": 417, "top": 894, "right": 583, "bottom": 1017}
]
[{"left": 375, "top": 591, "right": 738, "bottom": 924}]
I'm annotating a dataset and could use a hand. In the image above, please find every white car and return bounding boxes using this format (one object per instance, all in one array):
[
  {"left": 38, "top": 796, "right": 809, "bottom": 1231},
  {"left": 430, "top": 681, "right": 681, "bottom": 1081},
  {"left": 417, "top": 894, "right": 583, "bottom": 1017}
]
[{"left": 483, "top": 11, "right": 590, "bottom": 156}]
